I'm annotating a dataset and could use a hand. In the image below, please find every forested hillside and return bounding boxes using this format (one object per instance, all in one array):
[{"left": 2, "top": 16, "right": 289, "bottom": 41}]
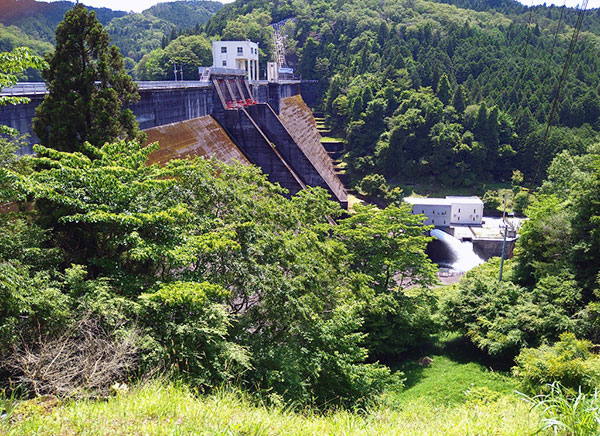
[
  {"left": 0, "top": 0, "right": 126, "bottom": 42},
  {"left": 206, "top": 0, "right": 600, "bottom": 197},
  {"left": 0, "top": 0, "right": 222, "bottom": 75}
]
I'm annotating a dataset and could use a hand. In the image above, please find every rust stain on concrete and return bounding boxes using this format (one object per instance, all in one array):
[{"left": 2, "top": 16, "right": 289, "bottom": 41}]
[
  {"left": 279, "top": 95, "right": 347, "bottom": 204},
  {"left": 144, "top": 116, "right": 249, "bottom": 165}
]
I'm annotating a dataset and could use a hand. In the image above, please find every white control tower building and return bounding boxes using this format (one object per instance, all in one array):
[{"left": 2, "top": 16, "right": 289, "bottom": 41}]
[{"left": 212, "top": 40, "right": 260, "bottom": 81}]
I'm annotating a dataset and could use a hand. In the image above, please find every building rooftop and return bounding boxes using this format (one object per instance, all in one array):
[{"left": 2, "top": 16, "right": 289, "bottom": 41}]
[
  {"left": 404, "top": 197, "right": 452, "bottom": 205},
  {"left": 404, "top": 196, "right": 483, "bottom": 206},
  {"left": 445, "top": 196, "right": 484, "bottom": 205}
]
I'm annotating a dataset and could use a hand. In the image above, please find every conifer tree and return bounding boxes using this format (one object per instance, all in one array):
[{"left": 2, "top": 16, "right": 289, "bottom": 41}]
[
  {"left": 437, "top": 73, "right": 452, "bottom": 105},
  {"left": 33, "top": 4, "right": 143, "bottom": 153},
  {"left": 452, "top": 84, "right": 466, "bottom": 113}
]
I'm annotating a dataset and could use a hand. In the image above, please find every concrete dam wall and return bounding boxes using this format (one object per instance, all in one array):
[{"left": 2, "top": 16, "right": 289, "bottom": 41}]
[
  {"left": 0, "top": 78, "right": 347, "bottom": 207},
  {"left": 144, "top": 115, "right": 249, "bottom": 166}
]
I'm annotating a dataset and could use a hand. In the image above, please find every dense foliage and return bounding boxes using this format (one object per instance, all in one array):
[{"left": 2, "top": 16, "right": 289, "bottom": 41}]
[
  {"left": 514, "top": 333, "right": 600, "bottom": 393},
  {"left": 0, "top": 133, "right": 440, "bottom": 406},
  {"left": 0, "top": 0, "right": 126, "bottom": 44},
  {"left": 441, "top": 143, "right": 600, "bottom": 375}
]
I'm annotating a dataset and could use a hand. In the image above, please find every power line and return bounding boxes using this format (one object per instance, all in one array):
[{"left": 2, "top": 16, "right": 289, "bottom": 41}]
[
  {"left": 549, "top": 1, "right": 567, "bottom": 61},
  {"left": 533, "top": 0, "right": 589, "bottom": 184}
]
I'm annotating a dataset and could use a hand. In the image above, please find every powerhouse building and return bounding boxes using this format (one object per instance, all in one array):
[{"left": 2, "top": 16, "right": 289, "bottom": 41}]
[{"left": 404, "top": 196, "right": 484, "bottom": 226}]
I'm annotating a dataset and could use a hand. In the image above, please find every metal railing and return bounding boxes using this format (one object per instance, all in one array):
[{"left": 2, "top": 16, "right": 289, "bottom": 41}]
[
  {"left": 1, "top": 78, "right": 302, "bottom": 97},
  {"left": 1, "top": 80, "right": 214, "bottom": 96},
  {"left": 0, "top": 82, "right": 47, "bottom": 96},
  {"left": 136, "top": 81, "right": 212, "bottom": 90}
]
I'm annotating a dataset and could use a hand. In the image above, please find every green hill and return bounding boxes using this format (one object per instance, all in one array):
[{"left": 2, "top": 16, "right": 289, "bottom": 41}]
[
  {"left": 0, "top": 0, "right": 223, "bottom": 66},
  {"left": 0, "top": 0, "right": 127, "bottom": 43}
]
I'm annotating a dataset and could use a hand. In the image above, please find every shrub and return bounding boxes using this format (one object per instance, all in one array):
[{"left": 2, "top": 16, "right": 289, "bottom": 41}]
[
  {"left": 0, "top": 262, "right": 72, "bottom": 357},
  {"left": 513, "top": 189, "right": 532, "bottom": 215},
  {"left": 137, "top": 281, "right": 249, "bottom": 388},
  {"left": 440, "top": 260, "right": 579, "bottom": 357},
  {"left": 513, "top": 333, "right": 600, "bottom": 393}
]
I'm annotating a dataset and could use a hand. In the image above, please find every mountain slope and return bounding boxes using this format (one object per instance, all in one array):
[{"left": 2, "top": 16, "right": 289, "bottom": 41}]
[
  {"left": 205, "top": 0, "right": 600, "bottom": 192},
  {"left": 146, "top": 1, "right": 223, "bottom": 29},
  {"left": 0, "top": 0, "right": 126, "bottom": 43}
]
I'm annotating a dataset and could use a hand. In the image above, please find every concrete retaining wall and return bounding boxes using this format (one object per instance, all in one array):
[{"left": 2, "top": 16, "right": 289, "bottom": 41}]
[
  {"left": 133, "top": 87, "right": 214, "bottom": 130},
  {"left": 0, "top": 95, "right": 44, "bottom": 154},
  {"left": 473, "top": 238, "right": 516, "bottom": 260}
]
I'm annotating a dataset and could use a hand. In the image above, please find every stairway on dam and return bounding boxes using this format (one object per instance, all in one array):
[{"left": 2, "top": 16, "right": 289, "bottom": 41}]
[{"left": 313, "top": 112, "right": 346, "bottom": 185}]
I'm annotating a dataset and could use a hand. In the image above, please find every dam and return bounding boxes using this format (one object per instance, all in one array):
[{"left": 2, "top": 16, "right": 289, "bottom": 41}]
[{"left": 0, "top": 70, "right": 348, "bottom": 208}]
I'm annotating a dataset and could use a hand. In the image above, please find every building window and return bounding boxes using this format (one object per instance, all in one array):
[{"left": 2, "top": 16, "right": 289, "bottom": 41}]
[
  {"left": 458, "top": 208, "right": 461, "bottom": 213},
  {"left": 458, "top": 216, "right": 460, "bottom": 221},
  {"left": 432, "top": 219, "right": 435, "bottom": 224},
  {"left": 473, "top": 217, "right": 475, "bottom": 221},
  {"left": 422, "top": 210, "right": 424, "bottom": 213},
  {"left": 237, "top": 46, "right": 243, "bottom": 55},
  {"left": 222, "top": 60, "right": 227, "bottom": 66},
  {"left": 221, "top": 47, "right": 227, "bottom": 53},
  {"left": 474, "top": 208, "right": 476, "bottom": 213}
]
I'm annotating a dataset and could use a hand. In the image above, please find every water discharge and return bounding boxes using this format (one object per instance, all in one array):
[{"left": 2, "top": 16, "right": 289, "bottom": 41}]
[{"left": 430, "top": 229, "right": 484, "bottom": 272}]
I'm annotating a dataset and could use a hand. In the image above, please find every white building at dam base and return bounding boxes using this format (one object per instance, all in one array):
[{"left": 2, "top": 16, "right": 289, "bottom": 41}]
[{"left": 404, "top": 196, "right": 484, "bottom": 227}]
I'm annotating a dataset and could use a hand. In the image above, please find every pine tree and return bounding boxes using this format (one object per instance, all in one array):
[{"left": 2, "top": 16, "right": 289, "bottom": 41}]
[
  {"left": 452, "top": 84, "right": 466, "bottom": 113},
  {"left": 474, "top": 102, "right": 488, "bottom": 138},
  {"left": 437, "top": 73, "right": 452, "bottom": 105},
  {"left": 33, "top": 4, "right": 143, "bottom": 153}
]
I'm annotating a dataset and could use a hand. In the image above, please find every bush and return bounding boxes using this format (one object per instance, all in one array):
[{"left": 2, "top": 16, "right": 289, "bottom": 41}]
[
  {"left": 137, "top": 281, "right": 249, "bottom": 388},
  {"left": 440, "top": 260, "right": 580, "bottom": 357},
  {"left": 0, "top": 262, "right": 72, "bottom": 357},
  {"left": 513, "top": 189, "right": 532, "bottom": 215},
  {"left": 513, "top": 333, "right": 600, "bottom": 393},
  {"left": 6, "top": 315, "right": 138, "bottom": 398}
]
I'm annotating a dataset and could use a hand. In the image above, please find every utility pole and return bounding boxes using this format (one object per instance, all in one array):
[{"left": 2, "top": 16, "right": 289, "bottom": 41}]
[
  {"left": 499, "top": 192, "right": 508, "bottom": 283},
  {"left": 173, "top": 61, "right": 177, "bottom": 81}
]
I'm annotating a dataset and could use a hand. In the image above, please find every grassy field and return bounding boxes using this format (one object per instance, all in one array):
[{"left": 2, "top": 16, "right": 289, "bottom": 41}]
[
  {"left": 1, "top": 382, "right": 541, "bottom": 436},
  {"left": 1, "top": 349, "right": 547, "bottom": 436}
]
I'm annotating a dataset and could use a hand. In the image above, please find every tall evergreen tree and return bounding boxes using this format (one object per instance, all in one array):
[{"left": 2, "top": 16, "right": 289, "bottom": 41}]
[
  {"left": 33, "top": 4, "right": 143, "bottom": 153},
  {"left": 452, "top": 85, "right": 466, "bottom": 114},
  {"left": 437, "top": 73, "right": 452, "bottom": 105}
]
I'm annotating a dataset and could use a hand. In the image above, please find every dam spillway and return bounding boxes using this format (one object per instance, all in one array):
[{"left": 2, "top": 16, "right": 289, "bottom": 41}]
[
  {"left": 144, "top": 115, "right": 249, "bottom": 166},
  {"left": 430, "top": 228, "right": 484, "bottom": 272}
]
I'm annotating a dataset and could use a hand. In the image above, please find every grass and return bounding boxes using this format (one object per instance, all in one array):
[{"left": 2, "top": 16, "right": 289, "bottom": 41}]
[
  {"left": 0, "top": 335, "right": 546, "bottom": 435},
  {"left": 2, "top": 380, "right": 543, "bottom": 436},
  {"left": 1, "top": 341, "right": 550, "bottom": 436},
  {"left": 521, "top": 383, "right": 600, "bottom": 436},
  {"left": 390, "top": 355, "right": 518, "bottom": 406}
]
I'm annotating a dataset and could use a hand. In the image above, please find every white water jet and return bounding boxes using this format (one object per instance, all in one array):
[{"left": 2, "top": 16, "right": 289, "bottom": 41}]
[{"left": 430, "top": 229, "right": 484, "bottom": 272}]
